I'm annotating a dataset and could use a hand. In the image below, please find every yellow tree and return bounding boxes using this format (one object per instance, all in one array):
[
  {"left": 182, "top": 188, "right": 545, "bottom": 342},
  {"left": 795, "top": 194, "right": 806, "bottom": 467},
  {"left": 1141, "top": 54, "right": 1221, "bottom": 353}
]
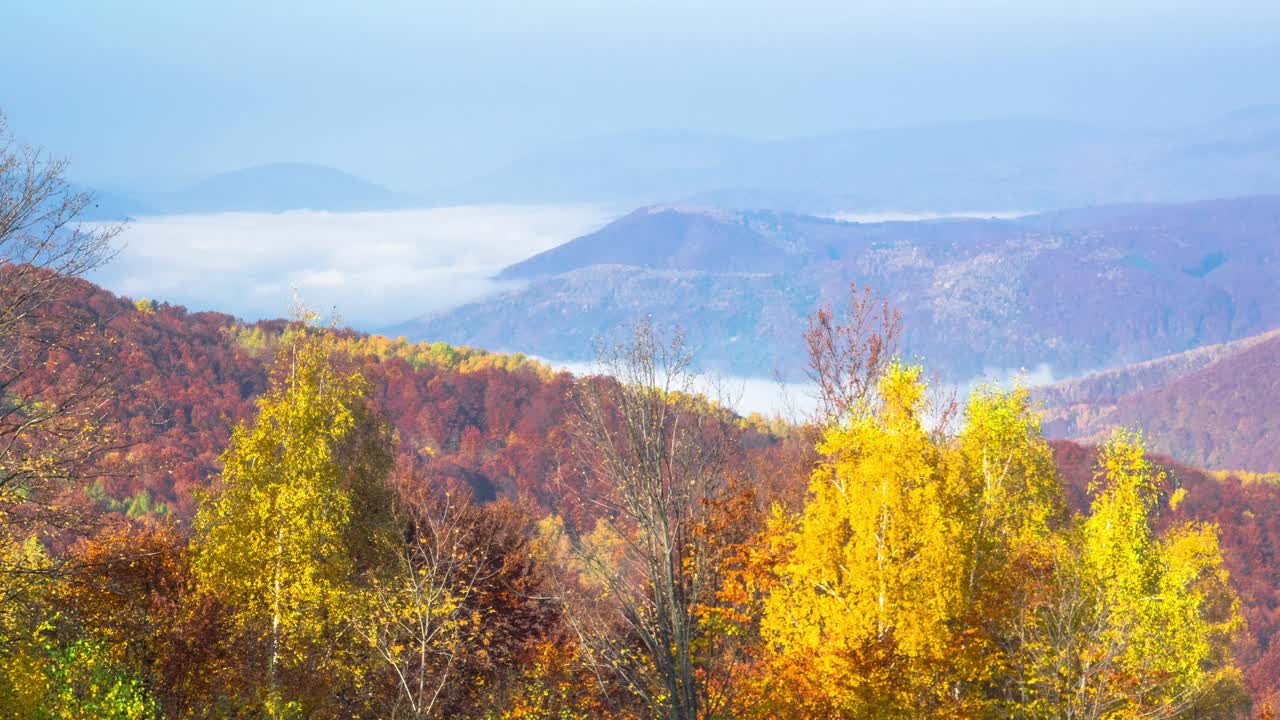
[
  {"left": 946, "top": 385, "right": 1064, "bottom": 700},
  {"left": 192, "top": 325, "right": 395, "bottom": 715},
  {"left": 758, "top": 370, "right": 1074, "bottom": 718},
  {"left": 1079, "top": 431, "right": 1243, "bottom": 717},
  {"left": 952, "top": 386, "right": 1060, "bottom": 607},
  {"left": 761, "top": 363, "right": 962, "bottom": 716},
  {"left": 1004, "top": 430, "right": 1246, "bottom": 719}
]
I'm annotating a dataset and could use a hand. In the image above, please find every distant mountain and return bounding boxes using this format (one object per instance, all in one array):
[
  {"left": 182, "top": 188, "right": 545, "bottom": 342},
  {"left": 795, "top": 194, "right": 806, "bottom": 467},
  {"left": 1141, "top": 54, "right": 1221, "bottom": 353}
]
[
  {"left": 71, "top": 185, "right": 153, "bottom": 222},
  {"left": 497, "top": 205, "right": 813, "bottom": 280},
  {"left": 404, "top": 264, "right": 818, "bottom": 376},
  {"left": 448, "top": 107, "right": 1280, "bottom": 213},
  {"left": 80, "top": 163, "right": 412, "bottom": 217},
  {"left": 141, "top": 162, "right": 410, "bottom": 214},
  {"left": 1036, "top": 328, "right": 1280, "bottom": 472},
  {"left": 399, "top": 195, "right": 1280, "bottom": 381},
  {"left": 446, "top": 129, "right": 763, "bottom": 207}
]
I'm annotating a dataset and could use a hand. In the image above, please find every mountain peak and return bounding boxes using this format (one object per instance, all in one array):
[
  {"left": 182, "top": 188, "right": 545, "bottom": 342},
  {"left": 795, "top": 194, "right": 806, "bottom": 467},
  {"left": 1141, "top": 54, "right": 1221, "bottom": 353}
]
[
  {"left": 496, "top": 204, "right": 813, "bottom": 281},
  {"left": 159, "top": 162, "right": 408, "bottom": 214}
]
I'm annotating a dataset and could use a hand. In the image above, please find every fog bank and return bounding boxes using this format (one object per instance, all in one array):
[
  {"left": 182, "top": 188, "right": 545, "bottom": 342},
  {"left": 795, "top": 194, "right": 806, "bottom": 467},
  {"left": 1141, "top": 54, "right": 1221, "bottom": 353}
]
[{"left": 89, "top": 205, "right": 615, "bottom": 328}]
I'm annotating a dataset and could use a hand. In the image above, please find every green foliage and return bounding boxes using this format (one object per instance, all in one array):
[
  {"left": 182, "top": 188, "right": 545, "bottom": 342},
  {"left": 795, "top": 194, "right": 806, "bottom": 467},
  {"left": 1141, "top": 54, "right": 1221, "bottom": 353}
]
[
  {"left": 224, "top": 323, "right": 274, "bottom": 359},
  {"left": 34, "top": 633, "right": 161, "bottom": 720},
  {"left": 0, "top": 535, "right": 158, "bottom": 719},
  {"left": 85, "top": 485, "right": 168, "bottom": 518}
]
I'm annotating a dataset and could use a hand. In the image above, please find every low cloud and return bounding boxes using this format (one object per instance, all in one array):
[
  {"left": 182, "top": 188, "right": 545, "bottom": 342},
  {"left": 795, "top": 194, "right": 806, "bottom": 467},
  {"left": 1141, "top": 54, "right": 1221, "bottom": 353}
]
[
  {"left": 539, "top": 358, "right": 818, "bottom": 420},
  {"left": 89, "top": 205, "right": 616, "bottom": 329},
  {"left": 964, "top": 363, "right": 1060, "bottom": 390},
  {"left": 537, "top": 357, "right": 1067, "bottom": 423}
]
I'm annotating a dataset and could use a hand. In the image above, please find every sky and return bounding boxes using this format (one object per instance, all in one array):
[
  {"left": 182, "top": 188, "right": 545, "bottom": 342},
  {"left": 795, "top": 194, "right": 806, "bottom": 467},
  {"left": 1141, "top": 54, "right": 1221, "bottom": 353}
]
[{"left": 3, "top": 0, "right": 1279, "bottom": 193}]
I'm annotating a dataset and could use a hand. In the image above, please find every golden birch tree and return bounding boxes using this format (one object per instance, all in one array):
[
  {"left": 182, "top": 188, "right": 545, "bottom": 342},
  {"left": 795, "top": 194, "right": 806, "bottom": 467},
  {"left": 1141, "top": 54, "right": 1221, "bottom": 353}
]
[{"left": 192, "top": 325, "right": 394, "bottom": 715}]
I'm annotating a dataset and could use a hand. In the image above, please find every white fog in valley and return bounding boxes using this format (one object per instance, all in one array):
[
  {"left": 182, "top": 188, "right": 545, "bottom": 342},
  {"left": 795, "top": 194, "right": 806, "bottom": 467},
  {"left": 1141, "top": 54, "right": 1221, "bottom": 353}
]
[
  {"left": 731, "top": 363, "right": 1059, "bottom": 419},
  {"left": 539, "top": 359, "right": 1061, "bottom": 419},
  {"left": 88, "top": 205, "right": 617, "bottom": 328},
  {"left": 544, "top": 359, "right": 822, "bottom": 420}
]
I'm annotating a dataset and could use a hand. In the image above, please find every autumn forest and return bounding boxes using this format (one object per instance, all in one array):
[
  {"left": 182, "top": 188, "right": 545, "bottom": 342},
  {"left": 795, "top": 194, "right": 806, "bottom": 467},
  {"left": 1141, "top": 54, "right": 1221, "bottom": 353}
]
[{"left": 4, "top": 120, "right": 1280, "bottom": 720}]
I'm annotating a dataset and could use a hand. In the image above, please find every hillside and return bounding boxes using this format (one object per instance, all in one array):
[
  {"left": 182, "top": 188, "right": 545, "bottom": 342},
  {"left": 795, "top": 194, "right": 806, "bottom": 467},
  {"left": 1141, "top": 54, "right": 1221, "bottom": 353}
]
[
  {"left": 496, "top": 205, "right": 809, "bottom": 280},
  {"left": 17, "top": 276, "right": 1280, "bottom": 706},
  {"left": 402, "top": 195, "right": 1280, "bottom": 380},
  {"left": 39, "top": 280, "right": 569, "bottom": 519},
  {"left": 1037, "top": 328, "right": 1280, "bottom": 472},
  {"left": 31, "top": 277, "right": 802, "bottom": 522}
]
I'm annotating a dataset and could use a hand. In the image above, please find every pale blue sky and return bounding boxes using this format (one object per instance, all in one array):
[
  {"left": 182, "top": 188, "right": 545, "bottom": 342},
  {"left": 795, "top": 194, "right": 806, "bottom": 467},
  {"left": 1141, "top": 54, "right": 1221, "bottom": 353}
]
[{"left": 3, "top": 0, "right": 1278, "bottom": 192}]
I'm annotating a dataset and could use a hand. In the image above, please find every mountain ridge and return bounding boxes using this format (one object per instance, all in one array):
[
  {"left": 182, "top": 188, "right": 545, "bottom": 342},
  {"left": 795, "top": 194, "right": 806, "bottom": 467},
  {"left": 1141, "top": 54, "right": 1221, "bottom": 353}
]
[
  {"left": 448, "top": 105, "right": 1280, "bottom": 213},
  {"left": 1036, "top": 327, "right": 1280, "bottom": 472},
  {"left": 405, "top": 194, "right": 1280, "bottom": 380},
  {"left": 78, "top": 162, "right": 413, "bottom": 217}
]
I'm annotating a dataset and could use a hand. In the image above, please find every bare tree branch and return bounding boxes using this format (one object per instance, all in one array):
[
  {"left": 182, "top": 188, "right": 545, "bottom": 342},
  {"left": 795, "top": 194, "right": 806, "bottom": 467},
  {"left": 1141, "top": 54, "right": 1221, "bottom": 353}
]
[
  {"left": 562, "top": 318, "right": 739, "bottom": 720},
  {"left": 804, "top": 282, "right": 902, "bottom": 425},
  {"left": 0, "top": 108, "right": 125, "bottom": 584}
]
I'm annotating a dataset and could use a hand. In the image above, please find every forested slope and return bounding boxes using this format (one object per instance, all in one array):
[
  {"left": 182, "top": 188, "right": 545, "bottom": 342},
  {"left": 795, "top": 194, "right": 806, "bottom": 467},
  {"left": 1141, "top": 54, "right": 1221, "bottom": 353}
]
[
  {"left": 24, "top": 277, "right": 1280, "bottom": 708},
  {"left": 40, "top": 277, "right": 803, "bottom": 522},
  {"left": 1039, "top": 329, "right": 1280, "bottom": 472}
]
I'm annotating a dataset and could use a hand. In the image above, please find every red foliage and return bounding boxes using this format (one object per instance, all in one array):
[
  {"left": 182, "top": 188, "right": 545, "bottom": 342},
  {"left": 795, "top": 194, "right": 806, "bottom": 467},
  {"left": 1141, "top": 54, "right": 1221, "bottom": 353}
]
[
  {"left": 28, "top": 278, "right": 811, "bottom": 531},
  {"left": 1041, "top": 331, "right": 1280, "bottom": 473},
  {"left": 19, "top": 278, "right": 582, "bottom": 518}
]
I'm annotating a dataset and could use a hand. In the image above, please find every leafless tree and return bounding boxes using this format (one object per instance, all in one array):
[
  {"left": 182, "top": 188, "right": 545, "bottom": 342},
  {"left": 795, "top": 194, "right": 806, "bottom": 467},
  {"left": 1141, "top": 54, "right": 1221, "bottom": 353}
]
[
  {"left": 356, "top": 475, "right": 553, "bottom": 720},
  {"left": 355, "top": 486, "right": 489, "bottom": 719},
  {"left": 566, "top": 318, "right": 738, "bottom": 720},
  {"left": 805, "top": 283, "right": 959, "bottom": 434},
  {"left": 804, "top": 282, "right": 902, "bottom": 424},
  {"left": 0, "top": 109, "right": 123, "bottom": 591}
]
